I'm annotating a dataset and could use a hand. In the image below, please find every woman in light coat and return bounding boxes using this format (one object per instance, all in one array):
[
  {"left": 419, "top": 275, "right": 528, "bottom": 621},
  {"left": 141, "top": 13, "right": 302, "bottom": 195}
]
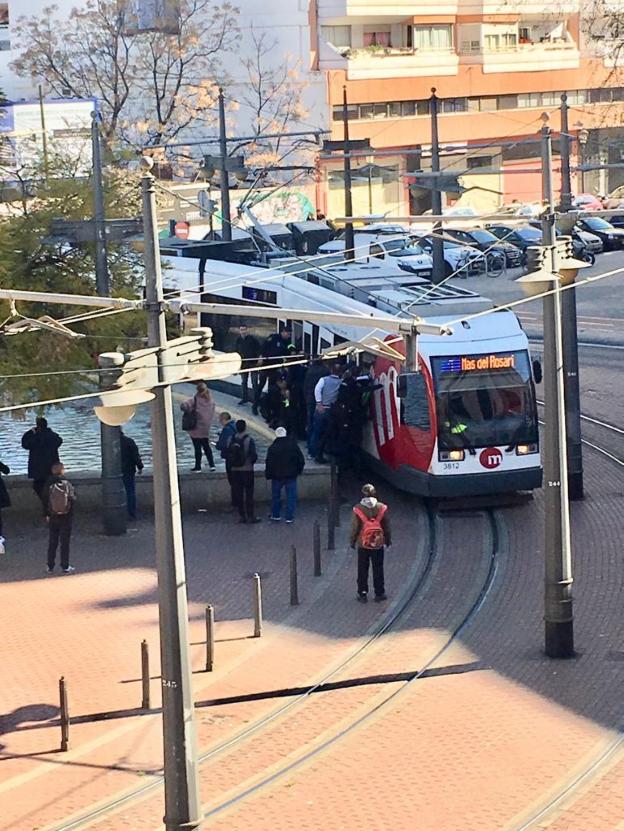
[{"left": 181, "top": 383, "right": 216, "bottom": 471}]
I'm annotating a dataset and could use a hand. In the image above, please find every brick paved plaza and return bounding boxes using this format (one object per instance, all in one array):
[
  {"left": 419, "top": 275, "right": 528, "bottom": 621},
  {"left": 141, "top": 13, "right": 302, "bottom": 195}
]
[{"left": 0, "top": 440, "right": 623, "bottom": 830}]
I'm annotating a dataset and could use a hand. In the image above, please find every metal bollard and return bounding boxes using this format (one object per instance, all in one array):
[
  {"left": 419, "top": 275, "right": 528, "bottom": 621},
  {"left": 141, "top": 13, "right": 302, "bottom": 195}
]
[
  {"left": 253, "top": 573, "right": 263, "bottom": 638},
  {"left": 141, "top": 640, "right": 150, "bottom": 709},
  {"left": 289, "top": 546, "right": 299, "bottom": 606},
  {"left": 330, "top": 461, "right": 340, "bottom": 527},
  {"left": 205, "top": 604, "right": 215, "bottom": 672},
  {"left": 327, "top": 503, "right": 335, "bottom": 551},
  {"left": 59, "top": 676, "right": 69, "bottom": 752},
  {"left": 313, "top": 520, "right": 322, "bottom": 577}
]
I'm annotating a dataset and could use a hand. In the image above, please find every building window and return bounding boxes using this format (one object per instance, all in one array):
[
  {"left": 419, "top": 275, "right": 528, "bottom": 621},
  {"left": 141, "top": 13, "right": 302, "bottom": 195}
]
[
  {"left": 0, "top": 3, "right": 9, "bottom": 51},
  {"left": 322, "top": 26, "right": 351, "bottom": 48},
  {"left": 498, "top": 95, "right": 518, "bottom": 110},
  {"left": 442, "top": 97, "right": 468, "bottom": 113},
  {"left": 484, "top": 31, "right": 517, "bottom": 51},
  {"left": 331, "top": 104, "right": 357, "bottom": 121},
  {"left": 518, "top": 92, "right": 542, "bottom": 108},
  {"left": 478, "top": 97, "right": 497, "bottom": 112},
  {"left": 363, "top": 30, "right": 391, "bottom": 47},
  {"left": 359, "top": 103, "right": 388, "bottom": 120},
  {"left": 467, "top": 156, "right": 494, "bottom": 169},
  {"left": 413, "top": 25, "right": 453, "bottom": 51}
]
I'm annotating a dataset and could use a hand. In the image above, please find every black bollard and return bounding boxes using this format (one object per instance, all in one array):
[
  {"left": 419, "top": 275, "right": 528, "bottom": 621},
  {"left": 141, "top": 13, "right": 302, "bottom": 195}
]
[
  {"left": 289, "top": 546, "right": 299, "bottom": 606},
  {"left": 59, "top": 676, "right": 69, "bottom": 752},
  {"left": 253, "top": 573, "right": 263, "bottom": 638},
  {"left": 205, "top": 604, "right": 215, "bottom": 672},
  {"left": 313, "top": 520, "right": 322, "bottom": 576},
  {"left": 141, "top": 640, "right": 151, "bottom": 709}
]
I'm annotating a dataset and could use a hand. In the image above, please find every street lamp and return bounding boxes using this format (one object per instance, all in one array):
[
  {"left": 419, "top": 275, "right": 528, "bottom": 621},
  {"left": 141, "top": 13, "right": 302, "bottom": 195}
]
[{"left": 575, "top": 121, "right": 589, "bottom": 193}]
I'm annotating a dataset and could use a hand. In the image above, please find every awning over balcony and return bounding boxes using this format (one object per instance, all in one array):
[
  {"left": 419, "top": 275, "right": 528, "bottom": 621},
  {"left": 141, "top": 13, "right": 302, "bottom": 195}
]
[{"left": 405, "top": 15, "right": 457, "bottom": 24}]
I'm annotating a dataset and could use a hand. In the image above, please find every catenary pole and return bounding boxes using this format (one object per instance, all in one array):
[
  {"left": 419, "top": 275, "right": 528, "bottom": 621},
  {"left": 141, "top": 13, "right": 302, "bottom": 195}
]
[
  {"left": 558, "top": 93, "right": 584, "bottom": 500},
  {"left": 218, "top": 88, "right": 232, "bottom": 242},
  {"left": 540, "top": 119, "right": 575, "bottom": 659},
  {"left": 429, "top": 89, "right": 445, "bottom": 285},
  {"left": 342, "top": 85, "right": 355, "bottom": 263},
  {"left": 141, "top": 168, "right": 202, "bottom": 830},
  {"left": 92, "top": 110, "right": 126, "bottom": 536}
]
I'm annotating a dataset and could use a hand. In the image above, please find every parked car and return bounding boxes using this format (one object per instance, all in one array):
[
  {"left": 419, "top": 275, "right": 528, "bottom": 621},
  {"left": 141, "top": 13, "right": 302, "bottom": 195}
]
[
  {"left": 528, "top": 221, "right": 603, "bottom": 259},
  {"left": 603, "top": 185, "right": 624, "bottom": 209},
  {"left": 444, "top": 227, "right": 523, "bottom": 269},
  {"left": 414, "top": 234, "right": 486, "bottom": 278},
  {"left": 572, "top": 194, "right": 604, "bottom": 211},
  {"left": 485, "top": 223, "right": 542, "bottom": 265},
  {"left": 577, "top": 217, "right": 624, "bottom": 250},
  {"left": 317, "top": 230, "right": 434, "bottom": 279}
]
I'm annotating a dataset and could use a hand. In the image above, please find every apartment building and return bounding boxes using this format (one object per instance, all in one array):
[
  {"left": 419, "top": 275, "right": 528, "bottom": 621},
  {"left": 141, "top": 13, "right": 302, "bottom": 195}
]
[{"left": 314, "top": 0, "right": 624, "bottom": 215}]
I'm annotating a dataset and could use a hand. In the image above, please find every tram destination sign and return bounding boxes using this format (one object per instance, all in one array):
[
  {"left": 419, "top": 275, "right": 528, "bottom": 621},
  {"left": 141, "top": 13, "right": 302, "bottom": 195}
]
[{"left": 440, "top": 353, "right": 516, "bottom": 373}]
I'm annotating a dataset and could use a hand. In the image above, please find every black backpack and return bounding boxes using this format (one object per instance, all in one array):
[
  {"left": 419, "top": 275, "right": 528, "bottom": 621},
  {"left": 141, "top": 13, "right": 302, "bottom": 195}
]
[{"left": 226, "top": 435, "right": 247, "bottom": 467}]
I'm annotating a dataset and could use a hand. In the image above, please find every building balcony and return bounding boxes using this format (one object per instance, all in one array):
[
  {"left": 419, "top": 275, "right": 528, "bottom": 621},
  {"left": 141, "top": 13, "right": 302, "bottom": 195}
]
[
  {"left": 318, "top": 0, "right": 459, "bottom": 17},
  {"left": 319, "top": 42, "right": 459, "bottom": 79},
  {"left": 589, "top": 39, "right": 624, "bottom": 68},
  {"left": 459, "top": 40, "right": 580, "bottom": 73}
]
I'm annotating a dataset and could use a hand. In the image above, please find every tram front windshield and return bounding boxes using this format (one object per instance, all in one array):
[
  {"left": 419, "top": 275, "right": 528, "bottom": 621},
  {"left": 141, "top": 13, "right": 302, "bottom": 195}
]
[{"left": 431, "top": 351, "right": 538, "bottom": 450}]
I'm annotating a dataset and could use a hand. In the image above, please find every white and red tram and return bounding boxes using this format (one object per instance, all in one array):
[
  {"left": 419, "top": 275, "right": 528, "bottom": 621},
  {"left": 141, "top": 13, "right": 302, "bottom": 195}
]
[{"left": 166, "top": 256, "right": 542, "bottom": 497}]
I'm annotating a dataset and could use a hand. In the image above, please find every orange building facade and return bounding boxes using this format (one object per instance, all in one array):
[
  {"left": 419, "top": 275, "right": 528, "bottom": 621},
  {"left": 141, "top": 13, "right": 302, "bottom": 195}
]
[{"left": 312, "top": 0, "right": 624, "bottom": 216}]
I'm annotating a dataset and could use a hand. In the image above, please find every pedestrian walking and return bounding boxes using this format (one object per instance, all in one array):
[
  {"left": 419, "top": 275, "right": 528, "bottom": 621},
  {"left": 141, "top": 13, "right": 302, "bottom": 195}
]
[
  {"left": 0, "top": 461, "right": 10, "bottom": 553},
  {"left": 21, "top": 417, "right": 63, "bottom": 505},
  {"left": 265, "top": 426, "right": 305, "bottom": 523},
  {"left": 234, "top": 324, "right": 260, "bottom": 405},
  {"left": 227, "top": 419, "right": 261, "bottom": 524},
  {"left": 350, "top": 484, "right": 391, "bottom": 603},
  {"left": 45, "top": 462, "right": 76, "bottom": 575},
  {"left": 215, "top": 411, "right": 237, "bottom": 508},
  {"left": 180, "top": 382, "right": 216, "bottom": 472},
  {"left": 120, "top": 429, "right": 143, "bottom": 520},
  {"left": 310, "top": 363, "right": 342, "bottom": 463}
]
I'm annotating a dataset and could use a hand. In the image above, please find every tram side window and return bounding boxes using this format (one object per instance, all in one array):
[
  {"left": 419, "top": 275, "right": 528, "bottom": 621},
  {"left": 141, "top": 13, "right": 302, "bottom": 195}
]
[{"left": 398, "top": 372, "right": 430, "bottom": 431}]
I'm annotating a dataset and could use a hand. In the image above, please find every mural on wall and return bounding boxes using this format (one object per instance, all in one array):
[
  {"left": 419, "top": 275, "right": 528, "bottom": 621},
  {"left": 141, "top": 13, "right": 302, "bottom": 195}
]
[{"left": 245, "top": 190, "right": 315, "bottom": 224}]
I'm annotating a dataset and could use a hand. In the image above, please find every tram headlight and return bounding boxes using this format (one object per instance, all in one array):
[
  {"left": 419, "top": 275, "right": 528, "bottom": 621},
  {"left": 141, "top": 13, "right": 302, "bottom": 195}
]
[
  {"left": 439, "top": 449, "right": 465, "bottom": 462},
  {"left": 516, "top": 443, "right": 538, "bottom": 455}
]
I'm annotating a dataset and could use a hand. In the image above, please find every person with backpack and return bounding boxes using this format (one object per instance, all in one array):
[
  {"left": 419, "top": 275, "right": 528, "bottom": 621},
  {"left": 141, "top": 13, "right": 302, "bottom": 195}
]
[
  {"left": 180, "top": 382, "right": 216, "bottom": 472},
  {"left": 215, "top": 411, "right": 237, "bottom": 508},
  {"left": 45, "top": 462, "right": 76, "bottom": 574},
  {"left": 265, "top": 426, "right": 305, "bottom": 523},
  {"left": 21, "top": 417, "right": 63, "bottom": 505},
  {"left": 350, "top": 483, "right": 391, "bottom": 603},
  {"left": 227, "top": 420, "right": 261, "bottom": 524}
]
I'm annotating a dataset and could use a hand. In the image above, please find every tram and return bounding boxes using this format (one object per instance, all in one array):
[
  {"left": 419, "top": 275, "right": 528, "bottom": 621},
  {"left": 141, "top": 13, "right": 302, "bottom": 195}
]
[{"left": 165, "top": 256, "right": 542, "bottom": 497}]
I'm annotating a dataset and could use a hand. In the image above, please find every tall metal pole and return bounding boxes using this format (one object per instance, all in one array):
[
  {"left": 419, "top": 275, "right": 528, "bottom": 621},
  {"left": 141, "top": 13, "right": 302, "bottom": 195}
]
[
  {"left": 38, "top": 85, "right": 49, "bottom": 183},
  {"left": 540, "top": 122, "right": 575, "bottom": 659},
  {"left": 430, "top": 88, "right": 445, "bottom": 284},
  {"left": 141, "top": 170, "right": 201, "bottom": 830},
  {"left": 558, "top": 94, "right": 584, "bottom": 500},
  {"left": 218, "top": 88, "right": 232, "bottom": 242},
  {"left": 92, "top": 111, "right": 126, "bottom": 537},
  {"left": 342, "top": 85, "right": 355, "bottom": 262}
]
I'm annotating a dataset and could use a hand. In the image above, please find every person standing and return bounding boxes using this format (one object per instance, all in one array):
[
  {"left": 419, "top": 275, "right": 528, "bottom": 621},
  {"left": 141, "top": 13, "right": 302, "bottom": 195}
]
[
  {"left": 120, "top": 429, "right": 143, "bottom": 521},
  {"left": 227, "top": 419, "right": 261, "bottom": 524},
  {"left": 310, "top": 364, "right": 342, "bottom": 463},
  {"left": 45, "top": 462, "right": 76, "bottom": 575},
  {"left": 350, "top": 484, "right": 391, "bottom": 603},
  {"left": 254, "top": 326, "right": 293, "bottom": 414},
  {"left": 303, "top": 358, "right": 329, "bottom": 451},
  {"left": 180, "top": 382, "right": 216, "bottom": 472},
  {"left": 265, "top": 426, "right": 305, "bottom": 523},
  {"left": 21, "top": 417, "right": 63, "bottom": 505},
  {"left": 235, "top": 324, "right": 260, "bottom": 406},
  {"left": 0, "top": 461, "right": 10, "bottom": 552},
  {"left": 215, "top": 411, "right": 237, "bottom": 508}
]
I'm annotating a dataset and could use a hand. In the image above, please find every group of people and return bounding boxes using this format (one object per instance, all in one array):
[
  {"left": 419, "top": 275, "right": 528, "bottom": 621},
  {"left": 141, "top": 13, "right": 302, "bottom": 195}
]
[{"left": 233, "top": 323, "right": 379, "bottom": 471}]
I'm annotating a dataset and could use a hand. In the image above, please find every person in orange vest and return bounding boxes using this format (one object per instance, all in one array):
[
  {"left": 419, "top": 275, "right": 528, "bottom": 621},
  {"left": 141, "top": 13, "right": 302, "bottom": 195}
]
[{"left": 350, "top": 483, "right": 391, "bottom": 603}]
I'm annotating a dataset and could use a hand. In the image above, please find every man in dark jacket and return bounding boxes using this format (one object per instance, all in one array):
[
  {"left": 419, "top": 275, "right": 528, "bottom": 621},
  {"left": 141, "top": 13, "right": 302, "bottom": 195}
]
[
  {"left": 350, "top": 484, "right": 391, "bottom": 603},
  {"left": 235, "top": 324, "right": 260, "bottom": 406},
  {"left": 265, "top": 426, "right": 305, "bottom": 523},
  {"left": 45, "top": 462, "right": 76, "bottom": 574},
  {"left": 227, "top": 420, "right": 261, "bottom": 524},
  {"left": 120, "top": 429, "right": 143, "bottom": 520},
  {"left": 215, "top": 411, "right": 237, "bottom": 508},
  {"left": 254, "top": 326, "right": 293, "bottom": 414},
  {"left": 21, "top": 417, "right": 63, "bottom": 505}
]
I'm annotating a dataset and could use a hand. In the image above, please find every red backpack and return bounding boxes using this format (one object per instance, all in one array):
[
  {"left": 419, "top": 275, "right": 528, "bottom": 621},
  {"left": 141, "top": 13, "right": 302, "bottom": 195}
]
[{"left": 353, "top": 504, "right": 387, "bottom": 549}]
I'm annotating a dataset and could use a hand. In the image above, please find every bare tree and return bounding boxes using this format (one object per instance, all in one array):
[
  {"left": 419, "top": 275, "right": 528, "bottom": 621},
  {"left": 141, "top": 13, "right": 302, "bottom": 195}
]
[{"left": 11, "top": 0, "right": 239, "bottom": 147}]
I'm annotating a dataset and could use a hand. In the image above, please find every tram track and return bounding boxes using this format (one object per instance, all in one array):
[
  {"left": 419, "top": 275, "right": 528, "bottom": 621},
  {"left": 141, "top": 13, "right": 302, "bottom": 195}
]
[
  {"left": 47, "top": 501, "right": 443, "bottom": 831},
  {"left": 536, "top": 401, "right": 624, "bottom": 467},
  {"left": 199, "top": 508, "right": 501, "bottom": 826}
]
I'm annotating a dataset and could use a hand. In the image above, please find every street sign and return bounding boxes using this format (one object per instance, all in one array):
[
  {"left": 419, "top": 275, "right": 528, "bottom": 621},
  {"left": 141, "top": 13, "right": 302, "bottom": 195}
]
[
  {"left": 197, "top": 190, "right": 216, "bottom": 219},
  {"left": 174, "top": 221, "right": 190, "bottom": 239}
]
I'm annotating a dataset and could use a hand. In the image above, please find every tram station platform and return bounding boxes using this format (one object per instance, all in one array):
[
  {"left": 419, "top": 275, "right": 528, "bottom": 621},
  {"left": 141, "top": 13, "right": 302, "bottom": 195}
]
[{"left": 0, "top": 449, "right": 623, "bottom": 831}]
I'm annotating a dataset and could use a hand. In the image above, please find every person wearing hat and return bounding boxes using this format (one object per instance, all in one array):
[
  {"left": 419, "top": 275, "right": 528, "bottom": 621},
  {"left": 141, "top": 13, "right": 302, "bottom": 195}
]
[
  {"left": 264, "top": 426, "right": 305, "bottom": 523},
  {"left": 350, "top": 484, "right": 391, "bottom": 602}
]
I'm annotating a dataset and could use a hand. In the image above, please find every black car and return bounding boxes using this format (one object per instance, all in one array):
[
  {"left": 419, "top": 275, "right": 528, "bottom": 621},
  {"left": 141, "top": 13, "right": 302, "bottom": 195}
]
[
  {"left": 577, "top": 217, "right": 624, "bottom": 250},
  {"left": 527, "top": 221, "right": 597, "bottom": 264},
  {"left": 485, "top": 223, "right": 543, "bottom": 265},
  {"left": 444, "top": 227, "right": 523, "bottom": 269}
]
